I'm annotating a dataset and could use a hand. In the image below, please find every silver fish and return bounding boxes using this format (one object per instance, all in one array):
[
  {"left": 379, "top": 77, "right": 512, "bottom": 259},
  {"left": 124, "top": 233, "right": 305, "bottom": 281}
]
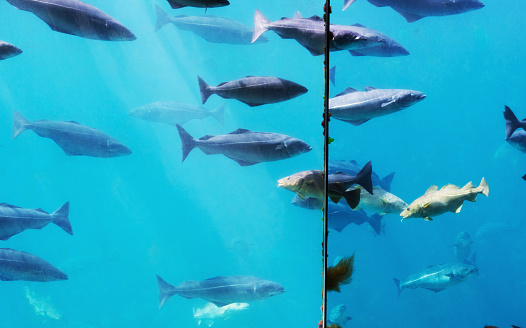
[{"left": 0, "top": 248, "right": 68, "bottom": 282}]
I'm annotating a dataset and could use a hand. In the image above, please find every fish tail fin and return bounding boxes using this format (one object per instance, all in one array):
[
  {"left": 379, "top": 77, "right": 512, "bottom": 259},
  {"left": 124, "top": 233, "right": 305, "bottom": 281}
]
[
  {"left": 154, "top": 4, "right": 172, "bottom": 32},
  {"left": 355, "top": 161, "right": 374, "bottom": 194},
  {"left": 393, "top": 278, "right": 403, "bottom": 297},
  {"left": 379, "top": 172, "right": 395, "bottom": 192},
  {"left": 343, "top": 0, "right": 357, "bottom": 11},
  {"left": 329, "top": 66, "right": 336, "bottom": 86},
  {"left": 198, "top": 76, "right": 213, "bottom": 104},
  {"left": 252, "top": 10, "right": 270, "bottom": 43},
  {"left": 176, "top": 124, "right": 197, "bottom": 162},
  {"left": 156, "top": 274, "right": 177, "bottom": 308},
  {"left": 504, "top": 105, "right": 520, "bottom": 139},
  {"left": 479, "top": 177, "right": 489, "bottom": 197},
  {"left": 12, "top": 110, "right": 31, "bottom": 139},
  {"left": 368, "top": 214, "right": 384, "bottom": 236},
  {"left": 210, "top": 103, "right": 225, "bottom": 125},
  {"left": 51, "top": 202, "right": 72, "bottom": 235},
  {"left": 343, "top": 188, "right": 361, "bottom": 209}
]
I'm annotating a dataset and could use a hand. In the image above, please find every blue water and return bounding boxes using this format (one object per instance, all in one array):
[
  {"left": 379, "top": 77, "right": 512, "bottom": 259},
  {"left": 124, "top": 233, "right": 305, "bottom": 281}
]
[{"left": 0, "top": 0, "right": 525, "bottom": 327}]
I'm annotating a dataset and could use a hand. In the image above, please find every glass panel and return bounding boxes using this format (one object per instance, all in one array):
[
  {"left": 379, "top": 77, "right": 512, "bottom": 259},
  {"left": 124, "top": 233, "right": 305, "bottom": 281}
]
[
  {"left": 327, "top": 1, "right": 525, "bottom": 327},
  {"left": 1, "top": 0, "right": 324, "bottom": 327}
]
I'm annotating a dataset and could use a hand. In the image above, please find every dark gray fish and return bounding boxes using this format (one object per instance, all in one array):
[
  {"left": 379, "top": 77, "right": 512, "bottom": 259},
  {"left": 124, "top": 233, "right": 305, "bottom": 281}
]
[
  {"left": 166, "top": 0, "right": 229, "bottom": 10},
  {"left": 347, "top": 24, "right": 409, "bottom": 57},
  {"left": 176, "top": 125, "right": 311, "bottom": 166},
  {"left": 0, "top": 202, "right": 71, "bottom": 241},
  {"left": 506, "top": 130, "right": 526, "bottom": 153},
  {"left": 155, "top": 5, "right": 267, "bottom": 45},
  {"left": 504, "top": 106, "right": 526, "bottom": 140},
  {"left": 291, "top": 196, "right": 384, "bottom": 235},
  {"left": 0, "top": 248, "right": 68, "bottom": 282},
  {"left": 0, "top": 41, "right": 22, "bottom": 60},
  {"left": 329, "top": 87, "right": 426, "bottom": 126},
  {"left": 329, "top": 161, "right": 374, "bottom": 194},
  {"left": 198, "top": 76, "right": 307, "bottom": 107},
  {"left": 129, "top": 102, "right": 225, "bottom": 126},
  {"left": 5, "top": 0, "right": 135, "bottom": 41},
  {"left": 344, "top": 0, "right": 484, "bottom": 22},
  {"left": 13, "top": 111, "right": 132, "bottom": 158},
  {"left": 156, "top": 275, "right": 284, "bottom": 308},
  {"left": 393, "top": 263, "right": 478, "bottom": 296},
  {"left": 329, "top": 160, "right": 395, "bottom": 192}
]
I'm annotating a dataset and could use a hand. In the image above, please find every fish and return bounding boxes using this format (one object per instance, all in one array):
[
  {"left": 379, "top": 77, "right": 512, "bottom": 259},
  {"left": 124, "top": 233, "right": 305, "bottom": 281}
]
[
  {"left": 0, "top": 202, "right": 71, "bottom": 241},
  {"left": 155, "top": 5, "right": 267, "bottom": 45},
  {"left": 329, "top": 87, "right": 426, "bottom": 126},
  {"left": 329, "top": 304, "right": 352, "bottom": 327},
  {"left": 506, "top": 130, "right": 526, "bottom": 153},
  {"left": 347, "top": 24, "right": 409, "bottom": 57},
  {"left": 129, "top": 102, "right": 225, "bottom": 126},
  {"left": 24, "top": 286, "right": 62, "bottom": 320},
  {"left": 156, "top": 275, "right": 284, "bottom": 308},
  {"left": 291, "top": 196, "right": 384, "bottom": 235},
  {"left": 198, "top": 76, "right": 307, "bottom": 107},
  {"left": 193, "top": 302, "right": 249, "bottom": 327},
  {"left": 278, "top": 161, "right": 374, "bottom": 209},
  {"left": 0, "top": 41, "right": 22, "bottom": 60},
  {"left": 345, "top": 0, "right": 484, "bottom": 22},
  {"left": 5, "top": 0, "right": 136, "bottom": 41},
  {"left": 165, "top": 0, "right": 229, "bottom": 10},
  {"left": 176, "top": 125, "right": 311, "bottom": 166},
  {"left": 329, "top": 160, "right": 395, "bottom": 191},
  {"left": 0, "top": 248, "right": 68, "bottom": 282},
  {"left": 329, "top": 66, "right": 336, "bottom": 86},
  {"left": 327, "top": 255, "right": 354, "bottom": 292},
  {"left": 393, "top": 263, "right": 478, "bottom": 296},
  {"left": 12, "top": 111, "right": 132, "bottom": 158},
  {"left": 354, "top": 187, "right": 407, "bottom": 215},
  {"left": 503, "top": 106, "right": 526, "bottom": 140},
  {"left": 450, "top": 231, "right": 473, "bottom": 263},
  {"left": 252, "top": 11, "right": 384, "bottom": 56},
  {"left": 401, "top": 178, "right": 489, "bottom": 221}
]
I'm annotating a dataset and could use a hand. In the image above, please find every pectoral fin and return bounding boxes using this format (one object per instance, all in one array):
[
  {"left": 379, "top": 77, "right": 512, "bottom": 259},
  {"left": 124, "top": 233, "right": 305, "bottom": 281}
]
[
  {"left": 452, "top": 204, "right": 463, "bottom": 213},
  {"left": 423, "top": 217, "right": 433, "bottom": 221},
  {"left": 423, "top": 202, "right": 431, "bottom": 209}
]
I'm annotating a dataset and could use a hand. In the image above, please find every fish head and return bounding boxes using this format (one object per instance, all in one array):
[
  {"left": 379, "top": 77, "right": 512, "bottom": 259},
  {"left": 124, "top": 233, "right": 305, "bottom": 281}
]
[
  {"left": 329, "top": 304, "right": 346, "bottom": 321},
  {"left": 444, "top": 0, "right": 484, "bottom": 13},
  {"left": 254, "top": 281, "right": 285, "bottom": 299},
  {"left": 400, "top": 203, "right": 421, "bottom": 219},
  {"left": 452, "top": 265, "right": 479, "bottom": 281},
  {"left": 0, "top": 43, "right": 22, "bottom": 60},
  {"left": 283, "top": 80, "right": 309, "bottom": 98},
  {"left": 456, "top": 231, "right": 472, "bottom": 244},
  {"left": 332, "top": 29, "right": 371, "bottom": 50},
  {"left": 106, "top": 140, "right": 132, "bottom": 157},
  {"left": 106, "top": 22, "right": 137, "bottom": 41},
  {"left": 277, "top": 173, "right": 305, "bottom": 193},
  {"left": 395, "top": 90, "right": 426, "bottom": 108},
  {"left": 282, "top": 138, "right": 312, "bottom": 157}
]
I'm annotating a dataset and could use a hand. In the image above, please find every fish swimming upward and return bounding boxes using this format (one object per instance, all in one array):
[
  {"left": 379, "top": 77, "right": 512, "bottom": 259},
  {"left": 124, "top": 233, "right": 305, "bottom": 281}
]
[
  {"left": 0, "top": 41, "right": 22, "bottom": 60},
  {"left": 0, "top": 202, "right": 71, "bottom": 240},
  {"left": 5, "top": 0, "right": 136, "bottom": 41},
  {"left": 401, "top": 178, "right": 489, "bottom": 221},
  {"left": 156, "top": 275, "right": 284, "bottom": 308},
  {"left": 0, "top": 248, "right": 68, "bottom": 282},
  {"left": 176, "top": 125, "right": 311, "bottom": 166},
  {"left": 13, "top": 111, "right": 132, "bottom": 158}
]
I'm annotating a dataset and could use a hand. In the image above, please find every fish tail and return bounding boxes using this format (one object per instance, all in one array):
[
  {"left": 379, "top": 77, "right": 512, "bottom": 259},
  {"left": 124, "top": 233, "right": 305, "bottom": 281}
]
[
  {"left": 12, "top": 110, "right": 31, "bottom": 139},
  {"left": 329, "top": 66, "right": 336, "bottom": 86},
  {"left": 368, "top": 214, "right": 384, "bottom": 236},
  {"left": 209, "top": 103, "right": 225, "bottom": 125},
  {"left": 393, "top": 278, "right": 403, "bottom": 297},
  {"left": 198, "top": 76, "right": 213, "bottom": 104},
  {"left": 343, "top": 0, "right": 357, "bottom": 11},
  {"left": 176, "top": 124, "right": 197, "bottom": 162},
  {"left": 156, "top": 274, "right": 177, "bottom": 308},
  {"left": 343, "top": 188, "right": 361, "bottom": 209},
  {"left": 355, "top": 161, "right": 374, "bottom": 194},
  {"left": 154, "top": 4, "right": 172, "bottom": 32},
  {"left": 379, "top": 172, "right": 395, "bottom": 192},
  {"left": 504, "top": 105, "right": 520, "bottom": 139},
  {"left": 252, "top": 10, "right": 270, "bottom": 43},
  {"left": 478, "top": 177, "right": 489, "bottom": 197},
  {"left": 51, "top": 202, "right": 72, "bottom": 235}
]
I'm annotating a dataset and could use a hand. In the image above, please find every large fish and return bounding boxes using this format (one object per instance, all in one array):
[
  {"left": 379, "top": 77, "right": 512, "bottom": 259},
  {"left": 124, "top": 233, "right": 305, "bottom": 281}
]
[
  {"left": 193, "top": 302, "right": 249, "bottom": 327},
  {"left": 5, "top": 0, "right": 136, "bottom": 41},
  {"left": 506, "top": 130, "right": 526, "bottom": 153},
  {"left": 0, "top": 248, "right": 68, "bottom": 282},
  {"left": 346, "top": 24, "right": 409, "bottom": 57},
  {"left": 450, "top": 231, "right": 473, "bottom": 263},
  {"left": 156, "top": 275, "right": 284, "bottom": 308},
  {"left": 401, "top": 178, "right": 489, "bottom": 221},
  {"left": 129, "top": 102, "right": 225, "bottom": 126},
  {"left": 503, "top": 106, "right": 526, "bottom": 140},
  {"left": 252, "top": 11, "right": 385, "bottom": 56},
  {"left": 13, "top": 111, "right": 131, "bottom": 157},
  {"left": 343, "top": 0, "right": 484, "bottom": 23},
  {"left": 329, "top": 87, "right": 426, "bottom": 126},
  {"left": 0, "top": 41, "right": 22, "bottom": 60},
  {"left": 329, "top": 160, "right": 395, "bottom": 191},
  {"left": 0, "top": 202, "right": 71, "bottom": 240},
  {"left": 393, "top": 263, "right": 478, "bottom": 296},
  {"left": 354, "top": 187, "right": 407, "bottom": 215},
  {"left": 176, "top": 125, "right": 311, "bottom": 166},
  {"left": 155, "top": 5, "right": 266, "bottom": 45},
  {"left": 198, "top": 76, "right": 307, "bottom": 107},
  {"left": 165, "top": 0, "right": 229, "bottom": 10}
]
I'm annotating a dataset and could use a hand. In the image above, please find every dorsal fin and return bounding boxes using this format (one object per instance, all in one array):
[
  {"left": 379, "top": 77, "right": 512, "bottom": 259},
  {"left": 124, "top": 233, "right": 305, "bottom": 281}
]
[
  {"left": 0, "top": 203, "right": 22, "bottom": 209},
  {"left": 425, "top": 185, "right": 438, "bottom": 194},
  {"left": 199, "top": 135, "right": 215, "bottom": 140},
  {"left": 65, "top": 121, "right": 81, "bottom": 124},
  {"left": 229, "top": 128, "right": 252, "bottom": 134},
  {"left": 307, "top": 15, "right": 324, "bottom": 21},
  {"left": 441, "top": 184, "right": 460, "bottom": 190},
  {"left": 364, "top": 86, "right": 377, "bottom": 91},
  {"left": 352, "top": 23, "right": 366, "bottom": 28},
  {"left": 462, "top": 181, "right": 474, "bottom": 189},
  {"left": 293, "top": 11, "right": 303, "bottom": 19},
  {"left": 32, "top": 208, "right": 49, "bottom": 213},
  {"left": 335, "top": 87, "right": 359, "bottom": 97}
]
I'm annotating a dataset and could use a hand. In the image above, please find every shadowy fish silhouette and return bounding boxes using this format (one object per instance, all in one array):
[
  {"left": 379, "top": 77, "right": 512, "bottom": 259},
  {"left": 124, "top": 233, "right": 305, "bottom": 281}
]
[
  {"left": 193, "top": 302, "right": 249, "bottom": 327},
  {"left": 0, "top": 248, "right": 68, "bottom": 282},
  {"left": 129, "top": 102, "right": 225, "bottom": 126},
  {"left": 0, "top": 41, "right": 22, "bottom": 60}
]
